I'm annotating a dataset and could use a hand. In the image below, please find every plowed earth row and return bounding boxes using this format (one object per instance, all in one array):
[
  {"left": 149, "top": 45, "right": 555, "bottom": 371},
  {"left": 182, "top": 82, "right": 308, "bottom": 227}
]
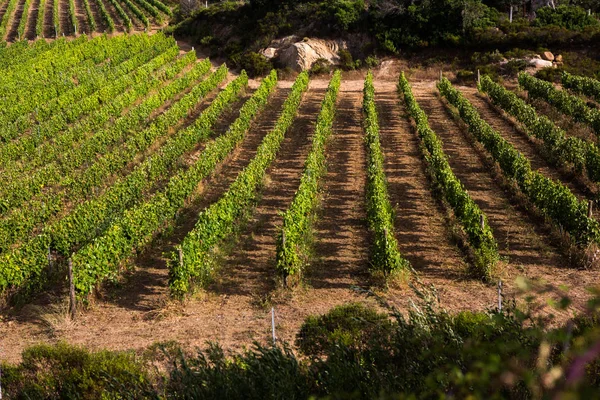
[
  {"left": 1, "top": 76, "right": 598, "bottom": 363},
  {"left": 0, "top": 0, "right": 165, "bottom": 40}
]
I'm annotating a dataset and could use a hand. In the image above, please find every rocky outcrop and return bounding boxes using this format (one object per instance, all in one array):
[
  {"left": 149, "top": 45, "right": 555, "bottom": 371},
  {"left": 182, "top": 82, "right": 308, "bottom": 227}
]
[
  {"left": 261, "top": 36, "right": 348, "bottom": 71},
  {"left": 541, "top": 51, "right": 555, "bottom": 61}
]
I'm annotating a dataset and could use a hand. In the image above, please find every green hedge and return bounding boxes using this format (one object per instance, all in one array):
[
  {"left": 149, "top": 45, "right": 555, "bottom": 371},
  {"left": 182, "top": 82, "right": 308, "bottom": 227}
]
[
  {"left": 519, "top": 72, "right": 600, "bottom": 135},
  {"left": 562, "top": 71, "right": 600, "bottom": 104}
]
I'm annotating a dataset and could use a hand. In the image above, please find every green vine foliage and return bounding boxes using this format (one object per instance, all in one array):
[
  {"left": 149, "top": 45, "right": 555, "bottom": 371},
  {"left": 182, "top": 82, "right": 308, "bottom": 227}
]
[
  {"left": 35, "top": 0, "right": 46, "bottom": 37},
  {"left": 0, "top": 33, "right": 169, "bottom": 143},
  {"left": 439, "top": 77, "right": 600, "bottom": 247},
  {"left": 519, "top": 72, "right": 600, "bottom": 135},
  {"left": 0, "top": 70, "right": 248, "bottom": 297},
  {"left": 17, "top": 0, "right": 32, "bottom": 40},
  {"left": 82, "top": 0, "right": 97, "bottom": 33},
  {"left": 0, "top": 41, "right": 183, "bottom": 215},
  {"left": 169, "top": 71, "right": 310, "bottom": 298},
  {"left": 69, "top": 0, "right": 78, "bottom": 34},
  {"left": 562, "top": 72, "right": 600, "bottom": 104},
  {"left": 145, "top": 0, "right": 172, "bottom": 16},
  {"left": 400, "top": 72, "right": 498, "bottom": 281},
  {"left": 121, "top": 0, "right": 150, "bottom": 28},
  {"left": 479, "top": 75, "right": 600, "bottom": 184},
  {"left": 363, "top": 71, "right": 411, "bottom": 277},
  {"left": 72, "top": 70, "right": 276, "bottom": 300},
  {"left": 133, "top": 0, "right": 163, "bottom": 23},
  {"left": 95, "top": 0, "right": 116, "bottom": 32},
  {"left": 0, "top": 56, "right": 210, "bottom": 255},
  {"left": 275, "top": 71, "right": 341, "bottom": 283},
  {"left": 108, "top": 0, "right": 133, "bottom": 31}
]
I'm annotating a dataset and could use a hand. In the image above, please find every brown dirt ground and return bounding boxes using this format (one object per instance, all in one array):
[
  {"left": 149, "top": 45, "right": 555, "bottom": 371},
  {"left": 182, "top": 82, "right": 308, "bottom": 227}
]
[
  {"left": 374, "top": 80, "right": 496, "bottom": 312},
  {"left": 73, "top": 0, "right": 88, "bottom": 34},
  {"left": 4, "top": 0, "right": 24, "bottom": 41},
  {"left": 42, "top": 0, "right": 53, "bottom": 38},
  {"left": 24, "top": 0, "right": 39, "bottom": 39},
  {"left": 2, "top": 77, "right": 600, "bottom": 363},
  {"left": 411, "top": 80, "right": 598, "bottom": 319}
]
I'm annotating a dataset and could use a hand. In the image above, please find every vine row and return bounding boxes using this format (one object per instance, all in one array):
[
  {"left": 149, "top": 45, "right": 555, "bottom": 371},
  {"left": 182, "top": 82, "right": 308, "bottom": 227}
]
[
  {"left": 0, "top": 56, "right": 206, "bottom": 254},
  {"left": 400, "top": 72, "right": 498, "bottom": 280},
  {"left": 0, "top": 72, "right": 248, "bottom": 296},
  {"left": 168, "top": 70, "right": 286, "bottom": 297},
  {"left": 439, "top": 77, "right": 600, "bottom": 247},
  {"left": 479, "top": 75, "right": 600, "bottom": 184},
  {"left": 562, "top": 72, "right": 600, "bottom": 104},
  {"left": 275, "top": 71, "right": 340, "bottom": 283},
  {"left": 75, "top": 71, "right": 291, "bottom": 300},
  {"left": 519, "top": 73, "right": 600, "bottom": 135},
  {"left": 363, "top": 71, "right": 411, "bottom": 277}
]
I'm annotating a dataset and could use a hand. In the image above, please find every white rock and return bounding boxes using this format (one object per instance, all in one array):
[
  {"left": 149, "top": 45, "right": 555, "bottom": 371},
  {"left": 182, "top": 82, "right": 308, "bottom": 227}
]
[{"left": 529, "top": 59, "right": 554, "bottom": 69}]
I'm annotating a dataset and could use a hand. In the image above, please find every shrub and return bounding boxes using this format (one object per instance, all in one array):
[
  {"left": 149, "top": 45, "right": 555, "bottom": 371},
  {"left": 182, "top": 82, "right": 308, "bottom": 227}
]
[
  {"left": 535, "top": 66, "right": 564, "bottom": 82},
  {"left": 239, "top": 52, "right": 273, "bottom": 77},
  {"left": 338, "top": 49, "right": 356, "bottom": 70},
  {"left": 456, "top": 69, "right": 475, "bottom": 82},
  {"left": 2, "top": 342, "right": 152, "bottom": 398},
  {"left": 502, "top": 58, "right": 529, "bottom": 76},
  {"left": 364, "top": 55, "right": 379, "bottom": 68},
  {"left": 296, "top": 302, "right": 394, "bottom": 356},
  {"left": 309, "top": 57, "right": 332, "bottom": 75},
  {"left": 535, "top": 5, "right": 599, "bottom": 31}
]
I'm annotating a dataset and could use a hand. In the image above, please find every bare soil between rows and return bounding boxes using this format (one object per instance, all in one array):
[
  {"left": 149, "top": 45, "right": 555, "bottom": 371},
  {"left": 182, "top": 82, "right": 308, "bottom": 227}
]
[{"left": 1, "top": 77, "right": 599, "bottom": 363}]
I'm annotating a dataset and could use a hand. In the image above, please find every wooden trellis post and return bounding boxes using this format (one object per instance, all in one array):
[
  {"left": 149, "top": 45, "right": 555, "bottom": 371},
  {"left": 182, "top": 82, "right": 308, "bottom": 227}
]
[{"left": 68, "top": 258, "right": 76, "bottom": 319}]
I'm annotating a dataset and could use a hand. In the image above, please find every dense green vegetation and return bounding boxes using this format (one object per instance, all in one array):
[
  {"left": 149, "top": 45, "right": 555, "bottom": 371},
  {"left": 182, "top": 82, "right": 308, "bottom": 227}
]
[
  {"left": 363, "top": 71, "right": 411, "bottom": 277},
  {"left": 170, "top": 1, "right": 600, "bottom": 73}
]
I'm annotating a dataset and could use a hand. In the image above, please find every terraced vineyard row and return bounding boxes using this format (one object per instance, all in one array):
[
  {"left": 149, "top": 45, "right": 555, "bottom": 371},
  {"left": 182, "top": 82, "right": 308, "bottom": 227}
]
[
  {"left": 0, "top": 0, "right": 170, "bottom": 40},
  {"left": 1, "top": 34, "right": 600, "bottom": 359}
]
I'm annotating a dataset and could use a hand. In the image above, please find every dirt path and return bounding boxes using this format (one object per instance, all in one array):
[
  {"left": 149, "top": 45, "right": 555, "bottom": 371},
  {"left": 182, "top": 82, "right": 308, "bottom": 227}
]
[
  {"left": 412, "top": 81, "right": 597, "bottom": 318},
  {"left": 213, "top": 86, "right": 323, "bottom": 299},
  {"left": 42, "top": 0, "right": 53, "bottom": 37},
  {"left": 73, "top": 0, "right": 88, "bottom": 34},
  {"left": 24, "top": 0, "right": 39, "bottom": 39},
  {"left": 306, "top": 82, "right": 370, "bottom": 291},
  {"left": 59, "top": 0, "right": 72, "bottom": 35},
  {"left": 5, "top": 0, "right": 25, "bottom": 41},
  {"left": 373, "top": 80, "right": 496, "bottom": 311},
  {"left": 462, "top": 87, "right": 594, "bottom": 200}
]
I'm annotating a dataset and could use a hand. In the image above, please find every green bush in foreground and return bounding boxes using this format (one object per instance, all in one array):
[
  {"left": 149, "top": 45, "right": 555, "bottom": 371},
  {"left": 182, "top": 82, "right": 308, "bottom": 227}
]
[{"left": 4, "top": 291, "right": 600, "bottom": 399}]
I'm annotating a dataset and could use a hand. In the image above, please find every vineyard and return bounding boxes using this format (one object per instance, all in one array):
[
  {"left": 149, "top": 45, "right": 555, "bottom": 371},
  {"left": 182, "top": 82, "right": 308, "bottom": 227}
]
[
  {"left": 0, "top": 0, "right": 171, "bottom": 40},
  {"left": 1, "top": 33, "right": 600, "bottom": 361}
]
